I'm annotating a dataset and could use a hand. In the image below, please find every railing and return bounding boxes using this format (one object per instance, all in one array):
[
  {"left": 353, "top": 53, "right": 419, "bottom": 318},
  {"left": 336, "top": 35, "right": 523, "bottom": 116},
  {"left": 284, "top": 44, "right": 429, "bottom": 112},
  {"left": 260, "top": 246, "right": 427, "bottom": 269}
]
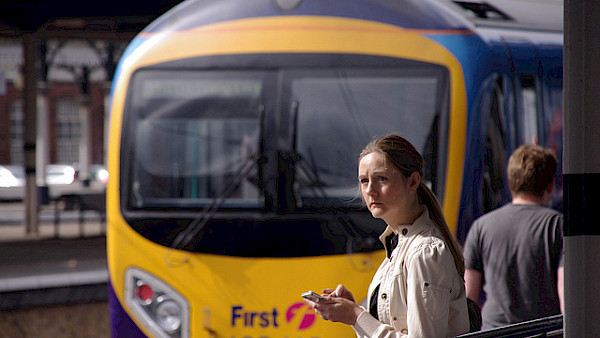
[
  {"left": 457, "top": 314, "right": 563, "bottom": 338},
  {"left": 53, "top": 192, "right": 106, "bottom": 237}
]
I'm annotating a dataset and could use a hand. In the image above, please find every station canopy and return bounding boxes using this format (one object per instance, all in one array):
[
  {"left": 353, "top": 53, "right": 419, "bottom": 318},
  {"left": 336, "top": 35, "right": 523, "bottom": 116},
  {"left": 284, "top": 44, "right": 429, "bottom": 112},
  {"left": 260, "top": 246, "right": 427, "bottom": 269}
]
[{"left": 0, "top": 0, "right": 185, "bottom": 37}]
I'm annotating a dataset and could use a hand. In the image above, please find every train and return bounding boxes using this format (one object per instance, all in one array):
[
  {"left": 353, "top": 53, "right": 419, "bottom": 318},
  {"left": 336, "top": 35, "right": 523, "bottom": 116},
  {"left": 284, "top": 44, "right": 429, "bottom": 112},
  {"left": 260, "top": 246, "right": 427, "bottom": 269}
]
[{"left": 106, "top": 0, "right": 563, "bottom": 336}]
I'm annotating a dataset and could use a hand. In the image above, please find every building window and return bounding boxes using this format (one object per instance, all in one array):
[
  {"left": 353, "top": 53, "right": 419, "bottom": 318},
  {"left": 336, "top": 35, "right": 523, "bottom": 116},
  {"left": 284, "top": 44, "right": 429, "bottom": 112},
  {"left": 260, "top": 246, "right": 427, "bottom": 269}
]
[
  {"left": 9, "top": 100, "right": 23, "bottom": 165},
  {"left": 56, "top": 100, "right": 81, "bottom": 164}
]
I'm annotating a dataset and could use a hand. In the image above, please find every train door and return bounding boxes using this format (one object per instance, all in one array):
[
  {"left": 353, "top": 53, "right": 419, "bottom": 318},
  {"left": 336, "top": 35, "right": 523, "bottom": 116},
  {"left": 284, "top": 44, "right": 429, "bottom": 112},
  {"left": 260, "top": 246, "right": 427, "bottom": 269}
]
[
  {"left": 497, "top": 37, "right": 563, "bottom": 211},
  {"left": 482, "top": 71, "right": 544, "bottom": 215}
]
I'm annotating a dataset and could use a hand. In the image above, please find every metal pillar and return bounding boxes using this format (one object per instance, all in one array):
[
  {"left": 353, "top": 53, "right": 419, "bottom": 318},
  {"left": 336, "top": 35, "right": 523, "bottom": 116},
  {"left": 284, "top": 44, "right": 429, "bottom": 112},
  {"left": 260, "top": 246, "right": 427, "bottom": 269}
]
[
  {"left": 23, "top": 34, "right": 39, "bottom": 234},
  {"left": 563, "top": 0, "right": 600, "bottom": 336}
]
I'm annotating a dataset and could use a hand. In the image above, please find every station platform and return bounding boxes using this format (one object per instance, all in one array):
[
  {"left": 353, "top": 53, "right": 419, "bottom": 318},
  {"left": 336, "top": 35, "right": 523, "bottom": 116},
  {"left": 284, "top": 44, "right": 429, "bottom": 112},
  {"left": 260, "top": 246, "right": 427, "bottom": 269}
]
[{"left": 0, "top": 202, "right": 108, "bottom": 310}]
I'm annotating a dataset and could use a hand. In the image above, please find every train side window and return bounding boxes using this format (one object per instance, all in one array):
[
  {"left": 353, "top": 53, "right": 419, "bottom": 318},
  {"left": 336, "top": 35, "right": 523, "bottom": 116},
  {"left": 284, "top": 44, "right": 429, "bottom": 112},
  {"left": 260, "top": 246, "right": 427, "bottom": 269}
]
[{"left": 521, "top": 74, "right": 539, "bottom": 144}]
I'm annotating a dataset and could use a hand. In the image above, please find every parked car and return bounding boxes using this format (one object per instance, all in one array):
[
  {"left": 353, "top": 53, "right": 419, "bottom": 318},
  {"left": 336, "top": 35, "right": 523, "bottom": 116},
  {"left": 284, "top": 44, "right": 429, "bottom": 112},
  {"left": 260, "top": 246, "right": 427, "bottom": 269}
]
[
  {"left": 0, "top": 165, "right": 26, "bottom": 201},
  {"left": 46, "top": 164, "right": 77, "bottom": 185},
  {"left": 0, "top": 164, "right": 108, "bottom": 201},
  {"left": 90, "top": 164, "right": 109, "bottom": 185}
]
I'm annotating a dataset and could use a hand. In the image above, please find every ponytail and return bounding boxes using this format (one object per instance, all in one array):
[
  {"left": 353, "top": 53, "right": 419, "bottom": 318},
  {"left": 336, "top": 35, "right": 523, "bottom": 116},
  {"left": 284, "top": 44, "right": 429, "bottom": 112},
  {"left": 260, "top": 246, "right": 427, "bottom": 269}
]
[{"left": 417, "top": 182, "right": 465, "bottom": 275}]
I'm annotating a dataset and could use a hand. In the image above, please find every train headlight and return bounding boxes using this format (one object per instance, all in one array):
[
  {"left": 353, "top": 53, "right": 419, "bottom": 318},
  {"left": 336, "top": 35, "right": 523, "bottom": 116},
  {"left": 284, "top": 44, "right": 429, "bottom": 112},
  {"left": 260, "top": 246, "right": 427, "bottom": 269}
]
[
  {"left": 156, "top": 297, "right": 182, "bottom": 333},
  {"left": 125, "top": 267, "right": 189, "bottom": 338}
]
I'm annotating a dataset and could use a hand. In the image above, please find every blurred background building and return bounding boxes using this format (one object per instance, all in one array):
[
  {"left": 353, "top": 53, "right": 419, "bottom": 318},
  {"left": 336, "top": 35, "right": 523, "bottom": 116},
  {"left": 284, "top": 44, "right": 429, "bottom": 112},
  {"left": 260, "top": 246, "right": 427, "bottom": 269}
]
[
  {"left": 0, "top": 1, "right": 183, "bottom": 197},
  {"left": 0, "top": 37, "right": 115, "bottom": 167},
  {"left": 0, "top": 2, "right": 182, "bottom": 206}
]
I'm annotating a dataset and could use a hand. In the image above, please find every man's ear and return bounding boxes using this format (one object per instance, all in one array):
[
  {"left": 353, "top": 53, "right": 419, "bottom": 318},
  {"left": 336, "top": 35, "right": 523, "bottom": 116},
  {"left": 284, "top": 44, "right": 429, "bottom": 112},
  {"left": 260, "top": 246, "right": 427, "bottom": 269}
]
[
  {"left": 547, "top": 180, "right": 555, "bottom": 194},
  {"left": 544, "top": 181, "right": 555, "bottom": 198},
  {"left": 542, "top": 181, "right": 555, "bottom": 205}
]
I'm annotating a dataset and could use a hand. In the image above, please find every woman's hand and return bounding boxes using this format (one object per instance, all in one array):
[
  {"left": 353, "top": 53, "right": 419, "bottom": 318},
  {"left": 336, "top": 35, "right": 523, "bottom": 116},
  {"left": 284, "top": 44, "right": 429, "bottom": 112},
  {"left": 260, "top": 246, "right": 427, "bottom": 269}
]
[
  {"left": 303, "top": 284, "right": 365, "bottom": 325},
  {"left": 323, "top": 284, "right": 355, "bottom": 302}
]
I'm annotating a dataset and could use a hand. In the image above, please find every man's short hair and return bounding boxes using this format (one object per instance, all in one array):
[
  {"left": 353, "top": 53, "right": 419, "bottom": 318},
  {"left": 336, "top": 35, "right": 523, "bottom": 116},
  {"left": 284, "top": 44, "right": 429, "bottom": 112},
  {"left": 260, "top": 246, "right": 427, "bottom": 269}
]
[{"left": 507, "top": 145, "right": 557, "bottom": 197}]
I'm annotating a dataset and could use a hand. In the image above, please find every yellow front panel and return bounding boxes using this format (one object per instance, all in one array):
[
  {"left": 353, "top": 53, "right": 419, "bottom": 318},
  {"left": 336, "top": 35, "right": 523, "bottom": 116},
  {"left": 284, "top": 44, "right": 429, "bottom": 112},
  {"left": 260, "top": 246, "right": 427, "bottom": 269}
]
[{"left": 108, "top": 219, "right": 384, "bottom": 337}]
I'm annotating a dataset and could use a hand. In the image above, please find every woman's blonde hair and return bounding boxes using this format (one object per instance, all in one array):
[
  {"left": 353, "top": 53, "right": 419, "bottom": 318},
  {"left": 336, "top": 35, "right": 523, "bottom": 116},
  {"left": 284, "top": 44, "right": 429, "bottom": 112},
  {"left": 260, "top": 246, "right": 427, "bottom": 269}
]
[{"left": 359, "top": 134, "right": 465, "bottom": 275}]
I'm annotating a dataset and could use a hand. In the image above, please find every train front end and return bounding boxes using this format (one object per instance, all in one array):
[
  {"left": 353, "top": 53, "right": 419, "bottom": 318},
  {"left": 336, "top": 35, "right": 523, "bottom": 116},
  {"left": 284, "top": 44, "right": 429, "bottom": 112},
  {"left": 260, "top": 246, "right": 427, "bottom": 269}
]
[{"left": 106, "top": 0, "right": 473, "bottom": 336}]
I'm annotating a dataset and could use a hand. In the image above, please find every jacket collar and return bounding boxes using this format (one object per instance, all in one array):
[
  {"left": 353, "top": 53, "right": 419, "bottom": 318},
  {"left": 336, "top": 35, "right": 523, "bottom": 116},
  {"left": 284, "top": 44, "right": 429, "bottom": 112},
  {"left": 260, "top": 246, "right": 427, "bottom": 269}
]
[{"left": 379, "top": 205, "right": 430, "bottom": 258}]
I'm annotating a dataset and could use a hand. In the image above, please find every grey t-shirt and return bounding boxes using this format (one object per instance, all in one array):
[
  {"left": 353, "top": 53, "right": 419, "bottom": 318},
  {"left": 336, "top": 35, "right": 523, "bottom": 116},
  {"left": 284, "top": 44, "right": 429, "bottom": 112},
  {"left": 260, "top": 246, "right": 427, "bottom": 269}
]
[{"left": 463, "top": 203, "right": 563, "bottom": 329}]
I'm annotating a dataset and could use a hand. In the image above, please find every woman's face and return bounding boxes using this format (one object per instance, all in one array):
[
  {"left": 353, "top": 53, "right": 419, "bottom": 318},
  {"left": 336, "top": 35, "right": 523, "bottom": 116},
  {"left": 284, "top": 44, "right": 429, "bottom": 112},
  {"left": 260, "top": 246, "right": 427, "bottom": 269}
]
[{"left": 358, "top": 152, "right": 419, "bottom": 226}]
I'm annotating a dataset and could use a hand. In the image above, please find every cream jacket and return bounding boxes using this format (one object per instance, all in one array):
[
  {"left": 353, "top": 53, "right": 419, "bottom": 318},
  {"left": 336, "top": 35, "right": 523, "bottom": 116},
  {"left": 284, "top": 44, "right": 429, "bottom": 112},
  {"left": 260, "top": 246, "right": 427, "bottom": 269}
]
[{"left": 352, "top": 207, "right": 469, "bottom": 337}]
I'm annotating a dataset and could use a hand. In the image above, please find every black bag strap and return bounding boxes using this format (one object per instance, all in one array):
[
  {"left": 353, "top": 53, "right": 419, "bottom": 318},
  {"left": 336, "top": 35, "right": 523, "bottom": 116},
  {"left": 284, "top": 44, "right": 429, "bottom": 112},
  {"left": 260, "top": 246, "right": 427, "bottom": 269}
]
[{"left": 467, "top": 298, "right": 482, "bottom": 332}]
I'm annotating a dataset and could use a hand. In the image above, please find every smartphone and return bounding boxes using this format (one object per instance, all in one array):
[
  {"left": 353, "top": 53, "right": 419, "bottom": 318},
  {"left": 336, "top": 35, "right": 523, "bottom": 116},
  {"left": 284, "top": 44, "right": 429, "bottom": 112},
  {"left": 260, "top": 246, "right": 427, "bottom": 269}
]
[{"left": 301, "top": 290, "right": 323, "bottom": 302}]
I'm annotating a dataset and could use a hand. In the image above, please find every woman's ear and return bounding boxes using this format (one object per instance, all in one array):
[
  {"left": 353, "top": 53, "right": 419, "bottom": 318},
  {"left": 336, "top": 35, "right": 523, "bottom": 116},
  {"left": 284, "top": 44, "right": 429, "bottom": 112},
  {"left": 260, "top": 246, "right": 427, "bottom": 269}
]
[{"left": 408, "top": 171, "right": 421, "bottom": 192}]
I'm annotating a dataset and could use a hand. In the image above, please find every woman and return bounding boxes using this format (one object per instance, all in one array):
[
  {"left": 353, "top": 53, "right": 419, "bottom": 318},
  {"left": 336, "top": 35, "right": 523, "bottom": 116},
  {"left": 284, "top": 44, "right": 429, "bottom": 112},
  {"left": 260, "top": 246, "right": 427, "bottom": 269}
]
[{"left": 304, "top": 134, "right": 470, "bottom": 337}]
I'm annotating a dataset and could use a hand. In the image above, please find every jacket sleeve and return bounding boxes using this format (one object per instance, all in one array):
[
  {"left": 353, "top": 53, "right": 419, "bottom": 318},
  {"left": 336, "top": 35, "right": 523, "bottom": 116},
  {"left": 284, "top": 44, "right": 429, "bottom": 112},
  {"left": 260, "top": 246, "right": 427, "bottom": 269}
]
[{"left": 352, "top": 310, "right": 408, "bottom": 338}]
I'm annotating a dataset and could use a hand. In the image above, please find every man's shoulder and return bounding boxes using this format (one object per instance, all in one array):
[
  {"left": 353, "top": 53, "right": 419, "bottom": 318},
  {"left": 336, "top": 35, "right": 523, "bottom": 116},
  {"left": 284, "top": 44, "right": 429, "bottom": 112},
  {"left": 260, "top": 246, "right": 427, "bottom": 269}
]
[
  {"left": 470, "top": 204, "right": 528, "bottom": 233},
  {"left": 511, "top": 203, "right": 563, "bottom": 219},
  {"left": 473, "top": 204, "right": 514, "bottom": 223},
  {"left": 480, "top": 203, "right": 561, "bottom": 219},
  {"left": 472, "top": 204, "right": 562, "bottom": 233}
]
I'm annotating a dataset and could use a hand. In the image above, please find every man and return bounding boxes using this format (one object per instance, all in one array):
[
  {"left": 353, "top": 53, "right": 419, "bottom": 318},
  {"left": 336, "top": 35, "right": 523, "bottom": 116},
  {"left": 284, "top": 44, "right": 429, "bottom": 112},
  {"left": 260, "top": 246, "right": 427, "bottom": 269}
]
[{"left": 463, "top": 145, "right": 564, "bottom": 330}]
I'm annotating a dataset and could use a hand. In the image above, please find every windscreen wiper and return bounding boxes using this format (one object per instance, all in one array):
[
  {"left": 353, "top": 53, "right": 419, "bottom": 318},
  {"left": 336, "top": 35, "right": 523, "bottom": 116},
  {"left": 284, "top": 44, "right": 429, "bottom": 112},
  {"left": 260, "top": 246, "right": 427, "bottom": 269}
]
[
  {"left": 171, "top": 105, "right": 266, "bottom": 249},
  {"left": 170, "top": 151, "right": 262, "bottom": 249}
]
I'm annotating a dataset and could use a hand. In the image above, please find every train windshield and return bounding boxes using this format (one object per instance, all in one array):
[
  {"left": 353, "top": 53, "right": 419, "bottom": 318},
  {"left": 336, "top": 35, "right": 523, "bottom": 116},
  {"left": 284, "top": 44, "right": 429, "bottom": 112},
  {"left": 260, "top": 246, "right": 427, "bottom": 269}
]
[
  {"left": 125, "top": 70, "right": 267, "bottom": 209},
  {"left": 287, "top": 68, "right": 448, "bottom": 206},
  {"left": 123, "top": 66, "right": 448, "bottom": 210}
]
